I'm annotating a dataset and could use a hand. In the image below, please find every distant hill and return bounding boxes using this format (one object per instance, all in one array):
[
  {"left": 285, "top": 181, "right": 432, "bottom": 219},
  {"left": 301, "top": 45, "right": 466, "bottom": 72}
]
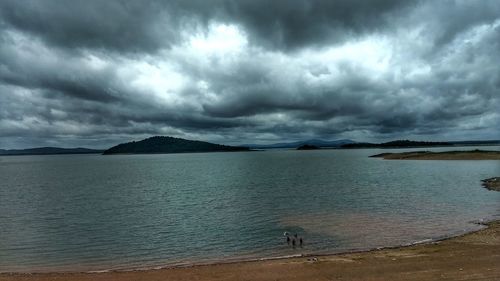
[
  {"left": 103, "top": 136, "right": 250, "bottom": 155},
  {"left": 341, "top": 140, "right": 452, "bottom": 149},
  {"left": 244, "top": 139, "right": 355, "bottom": 149},
  {"left": 0, "top": 147, "right": 103, "bottom": 156},
  {"left": 297, "top": 144, "right": 320, "bottom": 150}
]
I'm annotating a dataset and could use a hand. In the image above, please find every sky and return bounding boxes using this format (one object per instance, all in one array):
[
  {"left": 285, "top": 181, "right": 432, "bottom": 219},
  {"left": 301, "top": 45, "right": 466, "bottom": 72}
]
[{"left": 0, "top": 0, "right": 499, "bottom": 149}]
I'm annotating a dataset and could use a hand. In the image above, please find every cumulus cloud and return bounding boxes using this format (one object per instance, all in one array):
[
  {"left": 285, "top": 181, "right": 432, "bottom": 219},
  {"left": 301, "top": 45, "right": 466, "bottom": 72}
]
[{"left": 0, "top": 0, "right": 499, "bottom": 148}]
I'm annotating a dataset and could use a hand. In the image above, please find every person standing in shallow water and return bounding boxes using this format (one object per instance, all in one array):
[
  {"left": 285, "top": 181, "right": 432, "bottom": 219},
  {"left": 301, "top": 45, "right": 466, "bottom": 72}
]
[
  {"left": 284, "top": 232, "right": 303, "bottom": 248},
  {"left": 284, "top": 232, "right": 290, "bottom": 245}
]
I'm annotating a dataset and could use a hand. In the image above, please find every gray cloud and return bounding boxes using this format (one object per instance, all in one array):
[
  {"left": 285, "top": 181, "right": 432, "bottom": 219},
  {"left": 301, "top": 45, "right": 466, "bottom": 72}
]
[
  {"left": 0, "top": 0, "right": 417, "bottom": 53},
  {"left": 411, "top": 0, "right": 500, "bottom": 48},
  {"left": 216, "top": 0, "right": 419, "bottom": 50},
  {"left": 0, "top": 0, "right": 499, "bottom": 149},
  {"left": 0, "top": 1, "right": 176, "bottom": 53}
]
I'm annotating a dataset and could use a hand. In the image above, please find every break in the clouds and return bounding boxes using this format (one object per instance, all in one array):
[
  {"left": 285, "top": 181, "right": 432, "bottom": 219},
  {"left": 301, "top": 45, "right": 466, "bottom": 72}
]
[{"left": 0, "top": 0, "right": 499, "bottom": 148}]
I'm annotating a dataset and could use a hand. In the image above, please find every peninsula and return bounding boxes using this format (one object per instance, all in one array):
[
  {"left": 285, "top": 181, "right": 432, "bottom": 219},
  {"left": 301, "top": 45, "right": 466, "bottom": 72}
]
[
  {"left": 370, "top": 150, "right": 500, "bottom": 160},
  {"left": 102, "top": 136, "right": 249, "bottom": 155}
]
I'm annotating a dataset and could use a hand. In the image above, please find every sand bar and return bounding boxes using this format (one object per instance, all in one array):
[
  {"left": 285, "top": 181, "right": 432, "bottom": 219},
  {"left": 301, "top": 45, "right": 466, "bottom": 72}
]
[
  {"left": 2, "top": 220, "right": 499, "bottom": 281},
  {"left": 371, "top": 150, "right": 500, "bottom": 160}
]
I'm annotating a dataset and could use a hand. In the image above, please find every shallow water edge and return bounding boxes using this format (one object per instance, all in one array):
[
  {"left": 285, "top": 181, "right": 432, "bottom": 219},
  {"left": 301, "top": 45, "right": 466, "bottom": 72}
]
[{"left": 1, "top": 218, "right": 494, "bottom": 275}]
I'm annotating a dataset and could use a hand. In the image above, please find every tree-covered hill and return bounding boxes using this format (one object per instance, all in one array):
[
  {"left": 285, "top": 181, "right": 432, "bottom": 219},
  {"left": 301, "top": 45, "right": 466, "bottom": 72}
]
[{"left": 103, "top": 136, "right": 249, "bottom": 155}]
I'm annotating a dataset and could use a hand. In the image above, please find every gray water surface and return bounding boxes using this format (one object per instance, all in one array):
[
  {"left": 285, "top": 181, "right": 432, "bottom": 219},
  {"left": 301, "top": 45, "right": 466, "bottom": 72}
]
[{"left": 1, "top": 147, "right": 499, "bottom": 272}]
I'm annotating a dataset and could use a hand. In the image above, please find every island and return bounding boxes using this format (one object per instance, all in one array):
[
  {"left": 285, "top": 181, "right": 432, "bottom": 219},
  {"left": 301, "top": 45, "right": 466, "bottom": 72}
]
[
  {"left": 102, "top": 136, "right": 250, "bottom": 155},
  {"left": 296, "top": 144, "right": 320, "bottom": 150},
  {"left": 370, "top": 150, "right": 500, "bottom": 160}
]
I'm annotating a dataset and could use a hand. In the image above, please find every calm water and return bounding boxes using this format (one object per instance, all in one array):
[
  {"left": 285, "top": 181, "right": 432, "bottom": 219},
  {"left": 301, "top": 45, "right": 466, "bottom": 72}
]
[{"left": 1, "top": 147, "right": 499, "bottom": 272}]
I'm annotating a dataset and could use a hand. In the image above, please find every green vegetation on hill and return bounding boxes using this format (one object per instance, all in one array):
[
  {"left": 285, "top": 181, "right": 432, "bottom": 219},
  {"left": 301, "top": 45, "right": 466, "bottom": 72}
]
[{"left": 103, "top": 136, "right": 250, "bottom": 155}]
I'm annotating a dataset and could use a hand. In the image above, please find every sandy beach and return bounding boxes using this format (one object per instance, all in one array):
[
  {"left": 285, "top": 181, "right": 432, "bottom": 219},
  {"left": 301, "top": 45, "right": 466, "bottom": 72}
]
[{"left": 2, "top": 220, "right": 499, "bottom": 281}]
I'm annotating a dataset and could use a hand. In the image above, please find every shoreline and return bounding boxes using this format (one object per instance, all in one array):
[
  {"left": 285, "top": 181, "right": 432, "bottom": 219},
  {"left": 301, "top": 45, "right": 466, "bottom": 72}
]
[
  {"left": 2, "top": 219, "right": 499, "bottom": 281},
  {"left": 0, "top": 221, "right": 489, "bottom": 274},
  {"left": 371, "top": 150, "right": 500, "bottom": 160}
]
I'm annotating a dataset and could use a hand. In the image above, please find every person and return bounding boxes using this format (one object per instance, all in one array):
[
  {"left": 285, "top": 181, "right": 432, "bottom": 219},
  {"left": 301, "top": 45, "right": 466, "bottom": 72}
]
[
  {"left": 299, "top": 237, "right": 303, "bottom": 247},
  {"left": 292, "top": 238, "right": 296, "bottom": 248},
  {"left": 286, "top": 235, "right": 290, "bottom": 245}
]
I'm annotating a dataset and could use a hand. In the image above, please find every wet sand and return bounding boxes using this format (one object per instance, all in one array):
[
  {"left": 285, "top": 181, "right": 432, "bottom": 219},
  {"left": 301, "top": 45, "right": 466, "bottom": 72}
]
[
  {"left": 2, "top": 221, "right": 499, "bottom": 281},
  {"left": 371, "top": 150, "right": 500, "bottom": 160}
]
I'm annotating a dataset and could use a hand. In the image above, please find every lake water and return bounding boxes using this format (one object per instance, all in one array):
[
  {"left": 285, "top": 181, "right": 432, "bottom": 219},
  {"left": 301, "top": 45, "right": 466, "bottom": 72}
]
[{"left": 1, "top": 147, "right": 499, "bottom": 273}]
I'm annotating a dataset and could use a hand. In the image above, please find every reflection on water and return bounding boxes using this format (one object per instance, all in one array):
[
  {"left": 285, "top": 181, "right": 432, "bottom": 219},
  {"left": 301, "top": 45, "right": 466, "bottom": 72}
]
[{"left": 0, "top": 146, "right": 499, "bottom": 272}]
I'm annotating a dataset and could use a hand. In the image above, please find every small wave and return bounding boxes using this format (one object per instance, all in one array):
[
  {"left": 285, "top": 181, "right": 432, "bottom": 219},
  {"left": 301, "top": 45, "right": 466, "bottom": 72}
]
[
  {"left": 86, "top": 269, "right": 112, "bottom": 273},
  {"left": 411, "top": 238, "right": 433, "bottom": 245}
]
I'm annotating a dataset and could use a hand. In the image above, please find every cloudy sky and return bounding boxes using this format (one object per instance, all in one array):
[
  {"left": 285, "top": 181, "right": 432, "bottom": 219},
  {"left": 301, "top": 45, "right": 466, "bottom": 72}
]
[{"left": 0, "top": 0, "right": 499, "bottom": 148}]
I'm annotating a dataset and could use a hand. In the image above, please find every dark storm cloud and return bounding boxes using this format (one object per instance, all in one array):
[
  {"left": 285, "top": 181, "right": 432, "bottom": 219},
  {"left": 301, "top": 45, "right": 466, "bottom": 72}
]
[
  {"left": 0, "top": 32, "right": 124, "bottom": 102},
  {"left": 198, "top": 58, "right": 393, "bottom": 120},
  {"left": 0, "top": 0, "right": 417, "bottom": 53},
  {"left": 219, "top": 0, "right": 418, "bottom": 50},
  {"left": 0, "top": 1, "right": 176, "bottom": 53},
  {"left": 0, "top": 0, "right": 499, "bottom": 148},
  {"left": 0, "top": 66, "right": 121, "bottom": 103}
]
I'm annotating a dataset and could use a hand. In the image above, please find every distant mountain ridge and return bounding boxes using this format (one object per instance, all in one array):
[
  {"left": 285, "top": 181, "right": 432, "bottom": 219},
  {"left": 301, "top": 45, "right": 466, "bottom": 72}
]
[
  {"left": 103, "top": 136, "right": 249, "bottom": 155},
  {"left": 341, "top": 140, "right": 452, "bottom": 148},
  {"left": 0, "top": 147, "right": 103, "bottom": 156},
  {"left": 341, "top": 139, "right": 500, "bottom": 149},
  {"left": 450, "top": 140, "right": 500, "bottom": 146},
  {"left": 244, "top": 139, "right": 355, "bottom": 149},
  {"left": 3, "top": 138, "right": 497, "bottom": 156}
]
